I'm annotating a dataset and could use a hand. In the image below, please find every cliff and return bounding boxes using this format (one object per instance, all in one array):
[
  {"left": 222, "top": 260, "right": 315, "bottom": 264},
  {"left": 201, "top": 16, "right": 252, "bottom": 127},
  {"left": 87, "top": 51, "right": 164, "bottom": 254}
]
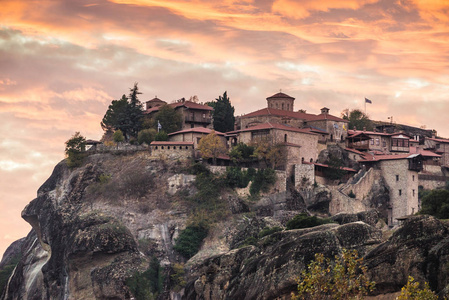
[{"left": 1, "top": 152, "right": 449, "bottom": 299}]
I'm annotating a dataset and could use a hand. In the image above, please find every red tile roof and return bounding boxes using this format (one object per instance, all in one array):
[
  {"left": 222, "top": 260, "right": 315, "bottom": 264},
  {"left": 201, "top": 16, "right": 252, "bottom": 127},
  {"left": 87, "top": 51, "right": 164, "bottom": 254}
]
[
  {"left": 150, "top": 141, "right": 194, "bottom": 146},
  {"left": 266, "top": 92, "right": 295, "bottom": 99},
  {"left": 359, "top": 153, "right": 417, "bottom": 162},
  {"left": 146, "top": 97, "right": 166, "bottom": 103},
  {"left": 241, "top": 107, "right": 347, "bottom": 123},
  {"left": 168, "top": 128, "right": 225, "bottom": 136},
  {"left": 409, "top": 146, "right": 441, "bottom": 157},
  {"left": 235, "top": 122, "right": 318, "bottom": 135},
  {"left": 428, "top": 137, "right": 449, "bottom": 143},
  {"left": 313, "top": 162, "right": 357, "bottom": 172}
]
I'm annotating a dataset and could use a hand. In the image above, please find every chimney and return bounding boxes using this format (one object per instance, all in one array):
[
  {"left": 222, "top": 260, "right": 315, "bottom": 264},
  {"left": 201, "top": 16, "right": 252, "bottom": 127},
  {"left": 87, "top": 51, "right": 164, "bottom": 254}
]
[{"left": 363, "top": 127, "right": 366, "bottom": 132}]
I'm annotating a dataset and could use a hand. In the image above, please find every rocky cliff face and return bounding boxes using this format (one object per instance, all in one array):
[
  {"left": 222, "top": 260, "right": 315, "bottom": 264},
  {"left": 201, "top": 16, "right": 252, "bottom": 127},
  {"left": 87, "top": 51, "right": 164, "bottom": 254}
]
[{"left": 1, "top": 152, "right": 449, "bottom": 299}]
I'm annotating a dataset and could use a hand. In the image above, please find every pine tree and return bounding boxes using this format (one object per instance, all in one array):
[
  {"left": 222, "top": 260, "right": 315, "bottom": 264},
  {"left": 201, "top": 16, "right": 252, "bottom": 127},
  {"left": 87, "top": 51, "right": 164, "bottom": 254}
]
[{"left": 209, "top": 91, "right": 235, "bottom": 133}]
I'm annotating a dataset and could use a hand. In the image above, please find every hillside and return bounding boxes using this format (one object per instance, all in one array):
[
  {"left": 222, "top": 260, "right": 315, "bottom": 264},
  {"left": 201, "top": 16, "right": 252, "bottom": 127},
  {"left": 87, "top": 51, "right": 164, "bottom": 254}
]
[{"left": 1, "top": 152, "right": 449, "bottom": 299}]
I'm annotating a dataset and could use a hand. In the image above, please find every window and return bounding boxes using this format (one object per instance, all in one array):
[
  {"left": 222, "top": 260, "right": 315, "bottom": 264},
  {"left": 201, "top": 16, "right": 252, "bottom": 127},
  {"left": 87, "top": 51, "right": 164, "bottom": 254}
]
[
  {"left": 383, "top": 140, "right": 386, "bottom": 147},
  {"left": 396, "top": 175, "right": 399, "bottom": 181},
  {"left": 168, "top": 146, "right": 170, "bottom": 149},
  {"left": 398, "top": 139, "right": 403, "bottom": 147},
  {"left": 186, "top": 146, "right": 189, "bottom": 149},
  {"left": 161, "top": 146, "right": 164, "bottom": 149},
  {"left": 310, "top": 158, "right": 313, "bottom": 162},
  {"left": 282, "top": 103, "right": 284, "bottom": 110},
  {"left": 413, "top": 175, "right": 415, "bottom": 181},
  {"left": 370, "top": 139, "right": 374, "bottom": 145},
  {"left": 376, "top": 138, "right": 380, "bottom": 146},
  {"left": 399, "top": 189, "right": 402, "bottom": 196},
  {"left": 284, "top": 134, "right": 287, "bottom": 142},
  {"left": 413, "top": 189, "right": 415, "bottom": 197},
  {"left": 287, "top": 104, "right": 290, "bottom": 110},
  {"left": 392, "top": 139, "right": 398, "bottom": 147},
  {"left": 155, "top": 146, "right": 158, "bottom": 149},
  {"left": 404, "top": 140, "right": 409, "bottom": 147}
]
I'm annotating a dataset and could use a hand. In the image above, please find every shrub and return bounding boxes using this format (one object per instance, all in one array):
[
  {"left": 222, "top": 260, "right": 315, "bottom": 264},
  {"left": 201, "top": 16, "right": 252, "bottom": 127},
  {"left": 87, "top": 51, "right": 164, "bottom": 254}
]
[
  {"left": 170, "top": 263, "right": 186, "bottom": 292},
  {"left": 126, "top": 256, "right": 163, "bottom": 300},
  {"left": 113, "top": 129, "right": 125, "bottom": 143},
  {"left": 348, "top": 190, "right": 356, "bottom": 198},
  {"left": 419, "top": 189, "right": 449, "bottom": 219},
  {"left": 225, "top": 167, "right": 252, "bottom": 188},
  {"left": 0, "top": 252, "right": 21, "bottom": 295},
  {"left": 258, "top": 226, "right": 282, "bottom": 238},
  {"left": 154, "top": 131, "right": 168, "bottom": 141},
  {"left": 138, "top": 129, "right": 157, "bottom": 145},
  {"left": 292, "top": 249, "right": 375, "bottom": 300},
  {"left": 188, "top": 162, "right": 210, "bottom": 175},
  {"left": 250, "top": 168, "right": 276, "bottom": 195},
  {"left": 229, "top": 143, "right": 255, "bottom": 164},
  {"left": 286, "top": 213, "right": 334, "bottom": 230},
  {"left": 397, "top": 276, "right": 437, "bottom": 300},
  {"left": 173, "top": 223, "right": 209, "bottom": 259}
]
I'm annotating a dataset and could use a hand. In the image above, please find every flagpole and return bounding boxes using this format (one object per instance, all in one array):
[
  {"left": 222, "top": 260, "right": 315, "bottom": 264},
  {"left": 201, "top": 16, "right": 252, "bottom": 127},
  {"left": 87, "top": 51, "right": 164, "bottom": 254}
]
[{"left": 365, "top": 99, "right": 366, "bottom": 115}]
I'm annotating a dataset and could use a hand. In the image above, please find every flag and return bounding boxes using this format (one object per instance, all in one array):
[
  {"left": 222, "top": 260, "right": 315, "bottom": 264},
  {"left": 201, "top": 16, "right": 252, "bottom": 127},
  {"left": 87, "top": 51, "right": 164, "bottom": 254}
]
[
  {"left": 365, "top": 98, "right": 372, "bottom": 104},
  {"left": 157, "top": 120, "right": 162, "bottom": 131}
]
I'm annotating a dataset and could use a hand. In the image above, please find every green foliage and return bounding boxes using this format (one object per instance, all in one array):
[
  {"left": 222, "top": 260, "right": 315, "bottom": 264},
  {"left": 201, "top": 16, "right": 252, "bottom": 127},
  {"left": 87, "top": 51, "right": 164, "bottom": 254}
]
[
  {"left": 249, "top": 168, "right": 276, "bottom": 196},
  {"left": 258, "top": 226, "right": 282, "bottom": 238},
  {"left": 126, "top": 256, "right": 163, "bottom": 300},
  {"left": 207, "top": 91, "right": 235, "bottom": 133},
  {"left": 240, "top": 236, "right": 258, "bottom": 247},
  {"left": 286, "top": 213, "right": 334, "bottom": 230},
  {"left": 113, "top": 129, "right": 125, "bottom": 143},
  {"left": 187, "top": 162, "right": 210, "bottom": 175},
  {"left": 170, "top": 263, "right": 186, "bottom": 292},
  {"left": 137, "top": 128, "right": 157, "bottom": 145},
  {"left": 324, "top": 155, "right": 346, "bottom": 181},
  {"left": 153, "top": 105, "right": 183, "bottom": 134},
  {"left": 0, "top": 252, "right": 21, "bottom": 295},
  {"left": 154, "top": 131, "right": 169, "bottom": 141},
  {"left": 173, "top": 223, "right": 209, "bottom": 259},
  {"left": 229, "top": 143, "right": 255, "bottom": 164},
  {"left": 341, "top": 109, "right": 374, "bottom": 131},
  {"left": 252, "top": 139, "right": 287, "bottom": 169},
  {"left": 101, "top": 83, "right": 144, "bottom": 139},
  {"left": 224, "top": 167, "right": 252, "bottom": 188},
  {"left": 292, "top": 249, "right": 375, "bottom": 300},
  {"left": 65, "top": 132, "right": 87, "bottom": 168},
  {"left": 419, "top": 189, "right": 449, "bottom": 219},
  {"left": 397, "top": 276, "right": 437, "bottom": 300}
]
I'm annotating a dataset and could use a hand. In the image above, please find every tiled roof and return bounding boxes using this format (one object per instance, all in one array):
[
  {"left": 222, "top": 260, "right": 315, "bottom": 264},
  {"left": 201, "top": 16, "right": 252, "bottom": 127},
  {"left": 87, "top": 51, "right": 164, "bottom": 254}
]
[
  {"left": 241, "top": 107, "right": 347, "bottom": 123},
  {"left": 168, "top": 127, "right": 225, "bottom": 136},
  {"left": 428, "top": 137, "right": 449, "bottom": 143},
  {"left": 313, "top": 162, "right": 357, "bottom": 172},
  {"left": 146, "top": 97, "right": 166, "bottom": 103},
  {"left": 266, "top": 92, "right": 295, "bottom": 99},
  {"left": 150, "top": 141, "right": 194, "bottom": 146},
  {"left": 409, "top": 146, "right": 441, "bottom": 157},
  {"left": 236, "top": 122, "right": 318, "bottom": 135},
  {"left": 347, "top": 130, "right": 411, "bottom": 138},
  {"left": 359, "top": 153, "right": 418, "bottom": 162}
]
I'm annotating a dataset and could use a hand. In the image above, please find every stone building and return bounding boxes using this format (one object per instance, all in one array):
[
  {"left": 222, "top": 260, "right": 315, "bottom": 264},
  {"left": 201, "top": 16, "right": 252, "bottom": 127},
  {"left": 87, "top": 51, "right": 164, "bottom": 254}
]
[
  {"left": 425, "top": 136, "right": 449, "bottom": 167},
  {"left": 168, "top": 127, "right": 226, "bottom": 148},
  {"left": 145, "top": 98, "right": 213, "bottom": 129},
  {"left": 360, "top": 154, "right": 422, "bottom": 226},
  {"left": 347, "top": 129, "right": 413, "bottom": 154},
  {"left": 237, "top": 92, "right": 348, "bottom": 142}
]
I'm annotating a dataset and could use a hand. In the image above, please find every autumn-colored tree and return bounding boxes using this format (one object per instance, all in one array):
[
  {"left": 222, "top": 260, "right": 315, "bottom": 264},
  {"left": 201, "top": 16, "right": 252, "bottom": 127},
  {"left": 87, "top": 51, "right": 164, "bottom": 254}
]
[
  {"left": 292, "top": 249, "right": 375, "bottom": 300},
  {"left": 198, "top": 131, "right": 227, "bottom": 164},
  {"left": 397, "top": 276, "right": 438, "bottom": 300},
  {"left": 251, "top": 138, "right": 286, "bottom": 169}
]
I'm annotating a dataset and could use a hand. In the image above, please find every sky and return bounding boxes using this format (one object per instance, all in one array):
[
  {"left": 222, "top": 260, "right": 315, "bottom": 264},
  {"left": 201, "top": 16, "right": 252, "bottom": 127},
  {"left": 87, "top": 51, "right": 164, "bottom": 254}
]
[{"left": 1, "top": 0, "right": 449, "bottom": 257}]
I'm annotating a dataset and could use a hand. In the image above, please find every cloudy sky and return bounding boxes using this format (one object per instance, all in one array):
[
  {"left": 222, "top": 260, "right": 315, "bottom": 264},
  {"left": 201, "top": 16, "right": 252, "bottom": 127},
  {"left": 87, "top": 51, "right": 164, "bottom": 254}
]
[{"left": 1, "top": 0, "right": 449, "bottom": 256}]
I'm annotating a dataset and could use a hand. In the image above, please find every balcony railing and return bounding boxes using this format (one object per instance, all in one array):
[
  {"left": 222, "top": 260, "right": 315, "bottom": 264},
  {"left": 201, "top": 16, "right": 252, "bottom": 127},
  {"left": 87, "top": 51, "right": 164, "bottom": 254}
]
[{"left": 184, "top": 115, "right": 212, "bottom": 123}]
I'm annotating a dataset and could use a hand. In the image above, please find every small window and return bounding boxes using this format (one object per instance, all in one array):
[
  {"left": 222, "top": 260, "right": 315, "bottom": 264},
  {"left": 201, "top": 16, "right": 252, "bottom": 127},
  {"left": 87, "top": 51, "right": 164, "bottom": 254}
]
[
  {"left": 376, "top": 138, "right": 380, "bottom": 146},
  {"left": 413, "top": 175, "right": 415, "bottom": 181},
  {"left": 155, "top": 146, "right": 158, "bottom": 149},
  {"left": 396, "top": 175, "right": 399, "bottom": 181},
  {"left": 301, "top": 157, "right": 304, "bottom": 162},
  {"left": 413, "top": 189, "right": 415, "bottom": 197},
  {"left": 284, "top": 134, "right": 287, "bottom": 142},
  {"left": 399, "top": 189, "right": 402, "bottom": 196},
  {"left": 161, "top": 146, "right": 164, "bottom": 149},
  {"left": 168, "top": 146, "right": 170, "bottom": 149},
  {"left": 310, "top": 158, "right": 313, "bottom": 163},
  {"left": 383, "top": 140, "right": 386, "bottom": 147},
  {"left": 282, "top": 103, "right": 284, "bottom": 110},
  {"left": 186, "top": 146, "right": 188, "bottom": 149},
  {"left": 370, "top": 139, "right": 374, "bottom": 145}
]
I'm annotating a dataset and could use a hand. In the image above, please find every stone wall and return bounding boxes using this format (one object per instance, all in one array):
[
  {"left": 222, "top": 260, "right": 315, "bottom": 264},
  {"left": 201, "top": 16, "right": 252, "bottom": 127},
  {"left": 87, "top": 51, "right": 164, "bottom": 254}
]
[
  {"left": 294, "top": 164, "right": 315, "bottom": 189},
  {"left": 329, "top": 187, "right": 369, "bottom": 215},
  {"left": 150, "top": 145, "right": 194, "bottom": 160},
  {"left": 340, "top": 168, "right": 382, "bottom": 200},
  {"left": 418, "top": 174, "right": 447, "bottom": 190},
  {"left": 379, "top": 159, "right": 419, "bottom": 225}
]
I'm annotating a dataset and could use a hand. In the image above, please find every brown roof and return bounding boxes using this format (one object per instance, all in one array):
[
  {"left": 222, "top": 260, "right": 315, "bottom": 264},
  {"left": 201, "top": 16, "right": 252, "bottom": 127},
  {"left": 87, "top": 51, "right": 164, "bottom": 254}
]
[
  {"left": 168, "top": 128, "right": 225, "bottom": 136},
  {"left": 359, "top": 153, "right": 419, "bottom": 162},
  {"left": 150, "top": 141, "right": 194, "bottom": 146},
  {"left": 146, "top": 97, "right": 166, "bottom": 103},
  {"left": 241, "top": 107, "right": 347, "bottom": 123},
  {"left": 266, "top": 92, "right": 295, "bottom": 100},
  {"left": 428, "top": 137, "right": 449, "bottom": 143},
  {"left": 145, "top": 100, "right": 213, "bottom": 114},
  {"left": 234, "top": 122, "right": 318, "bottom": 135}
]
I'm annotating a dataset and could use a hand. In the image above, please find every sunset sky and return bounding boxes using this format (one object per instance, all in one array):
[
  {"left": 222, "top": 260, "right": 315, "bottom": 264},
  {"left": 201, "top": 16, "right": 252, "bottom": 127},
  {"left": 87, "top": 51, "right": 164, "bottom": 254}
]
[{"left": 1, "top": 0, "right": 449, "bottom": 256}]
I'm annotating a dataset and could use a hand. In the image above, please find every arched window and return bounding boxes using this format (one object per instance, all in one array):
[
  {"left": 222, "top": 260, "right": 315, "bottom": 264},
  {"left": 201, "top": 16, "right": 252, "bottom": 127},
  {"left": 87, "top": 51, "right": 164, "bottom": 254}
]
[
  {"left": 282, "top": 103, "right": 284, "bottom": 110},
  {"left": 310, "top": 158, "right": 313, "bottom": 163},
  {"left": 284, "top": 134, "right": 287, "bottom": 142}
]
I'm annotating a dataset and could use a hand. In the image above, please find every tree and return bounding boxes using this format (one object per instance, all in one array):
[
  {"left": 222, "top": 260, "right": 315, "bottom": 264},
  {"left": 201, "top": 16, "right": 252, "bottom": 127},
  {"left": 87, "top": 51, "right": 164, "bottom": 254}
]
[
  {"left": 153, "top": 105, "right": 183, "bottom": 134},
  {"left": 113, "top": 129, "right": 125, "bottom": 143},
  {"left": 292, "top": 249, "right": 375, "bottom": 300},
  {"left": 229, "top": 143, "right": 255, "bottom": 164},
  {"left": 198, "top": 131, "right": 227, "bottom": 164},
  {"left": 101, "top": 83, "right": 144, "bottom": 140},
  {"left": 419, "top": 189, "right": 449, "bottom": 219},
  {"left": 154, "top": 131, "right": 169, "bottom": 141},
  {"left": 251, "top": 138, "right": 287, "bottom": 169},
  {"left": 137, "top": 128, "right": 157, "bottom": 145},
  {"left": 65, "top": 132, "right": 86, "bottom": 168},
  {"left": 342, "top": 109, "right": 374, "bottom": 131},
  {"left": 207, "top": 91, "right": 235, "bottom": 133}
]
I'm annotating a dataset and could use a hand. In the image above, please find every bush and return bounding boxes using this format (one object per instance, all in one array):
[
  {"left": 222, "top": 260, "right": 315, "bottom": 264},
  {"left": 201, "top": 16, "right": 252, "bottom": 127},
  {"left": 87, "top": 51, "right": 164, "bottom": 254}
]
[
  {"left": 170, "top": 263, "right": 186, "bottom": 292},
  {"left": 348, "top": 190, "right": 356, "bottom": 198},
  {"left": 419, "top": 189, "right": 449, "bottom": 219},
  {"left": 250, "top": 168, "right": 276, "bottom": 195},
  {"left": 286, "top": 213, "right": 334, "bottom": 230},
  {"left": 258, "top": 226, "right": 282, "bottom": 238},
  {"left": 224, "top": 167, "right": 252, "bottom": 188},
  {"left": 188, "top": 162, "right": 210, "bottom": 175},
  {"left": 173, "top": 223, "right": 209, "bottom": 259},
  {"left": 397, "top": 276, "right": 437, "bottom": 300},
  {"left": 138, "top": 129, "right": 157, "bottom": 145},
  {"left": 154, "top": 131, "right": 168, "bottom": 141},
  {"left": 229, "top": 143, "right": 255, "bottom": 164},
  {"left": 113, "top": 129, "right": 125, "bottom": 143},
  {"left": 126, "top": 256, "right": 163, "bottom": 300},
  {"left": 292, "top": 249, "right": 375, "bottom": 300}
]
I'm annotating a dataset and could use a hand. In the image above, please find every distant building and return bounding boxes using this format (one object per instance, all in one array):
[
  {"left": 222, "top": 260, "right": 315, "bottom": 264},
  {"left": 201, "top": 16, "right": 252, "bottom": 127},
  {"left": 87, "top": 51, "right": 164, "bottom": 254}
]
[
  {"left": 347, "top": 129, "right": 412, "bottom": 154},
  {"left": 425, "top": 137, "right": 449, "bottom": 167},
  {"left": 145, "top": 98, "right": 213, "bottom": 129},
  {"left": 149, "top": 141, "right": 194, "bottom": 160},
  {"left": 168, "top": 127, "right": 226, "bottom": 148}
]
